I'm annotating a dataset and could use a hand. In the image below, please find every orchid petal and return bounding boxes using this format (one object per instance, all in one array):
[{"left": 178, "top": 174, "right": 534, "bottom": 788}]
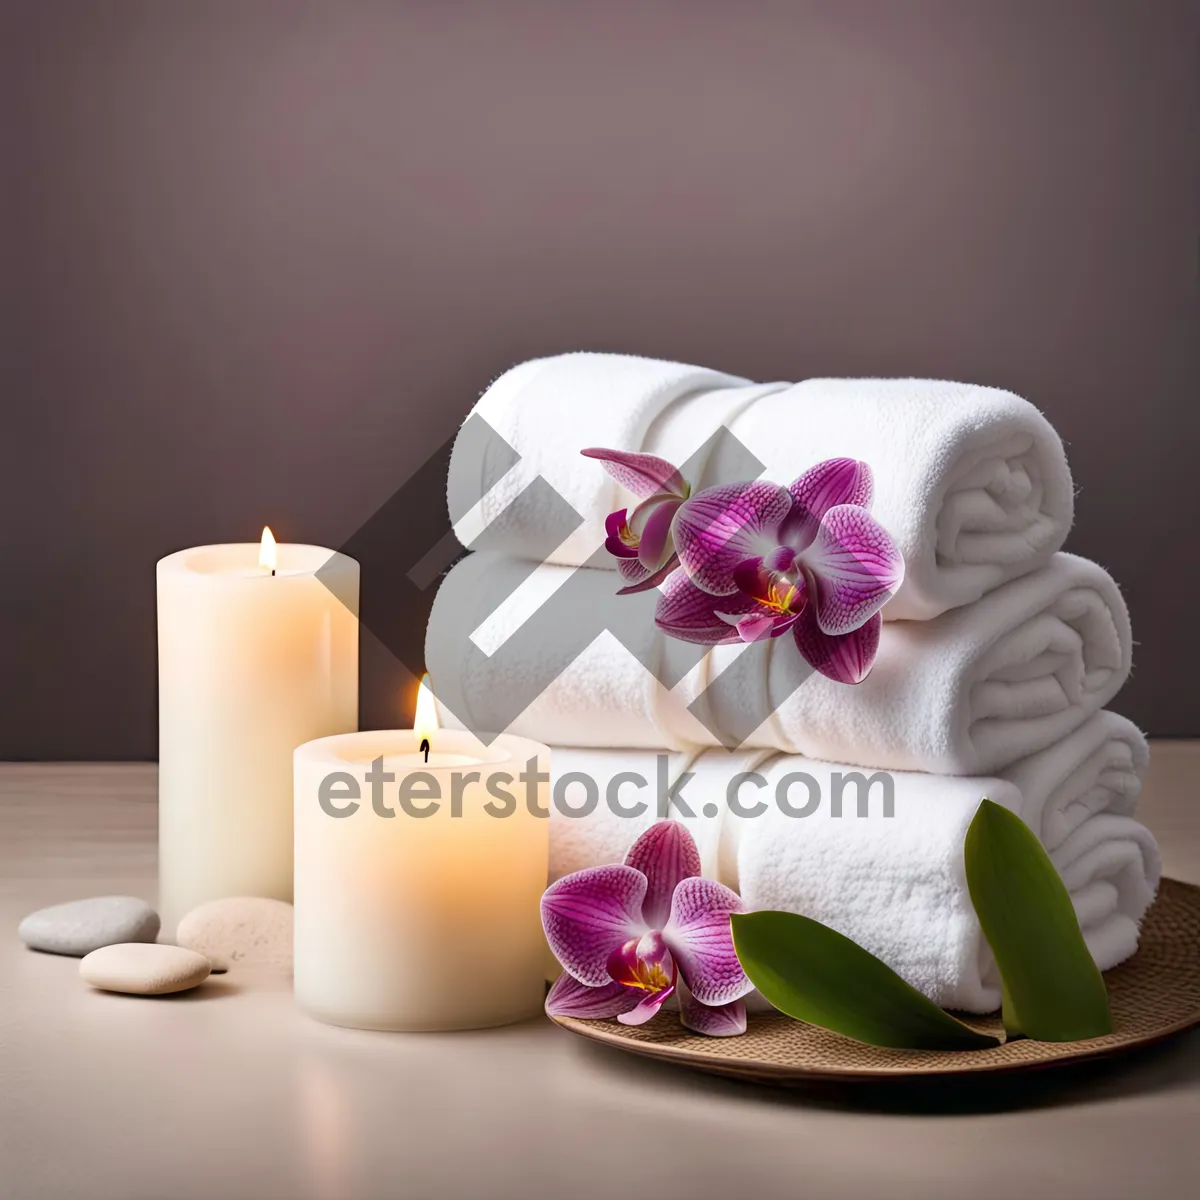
[
  {"left": 541, "top": 865, "right": 648, "bottom": 986},
  {"left": 634, "top": 496, "right": 681, "bottom": 569},
  {"left": 802, "top": 504, "right": 905, "bottom": 635},
  {"left": 655, "top": 571, "right": 751, "bottom": 644},
  {"left": 678, "top": 982, "right": 747, "bottom": 1038},
  {"left": 781, "top": 458, "right": 874, "bottom": 551},
  {"left": 793, "top": 608, "right": 881, "bottom": 684},
  {"left": 623, "top": 821, "right": 702, "bottom": 929},
  {"left": 791, "top": 457, "right": 874, "bottom": 516},
  {"left": 618, "top": 556, "right": 652, "bottom": 586},
  {"left": 581, "top": 448, "right": 687, "bottom": 500},
  {"left": 627, "top": 493, "right": 675, "bottom": 537},
  {"left": 545, "top": 972, "right": 640, "bottom": 1020},
  {"left": 662, "top": 877, "right": 753, "bottom": 1007},
  {"left": 616, "top": 552, "right": 680, "bottom": 595},
  {"left": 673, "top": 482, "right": 793, "bottom": 596}
]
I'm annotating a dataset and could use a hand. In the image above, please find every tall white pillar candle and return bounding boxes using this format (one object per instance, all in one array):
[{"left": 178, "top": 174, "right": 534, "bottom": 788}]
[
  {"left": 294, "top": 698, "right": 550, "bottom": 1031},
  {"left": 157, "top": 535, "right": 358, "bottom": 935}
]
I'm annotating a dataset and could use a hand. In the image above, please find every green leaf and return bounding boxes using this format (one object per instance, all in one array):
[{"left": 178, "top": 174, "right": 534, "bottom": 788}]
[
  {"left": 730, "top": 911, "right": 999, "bottom": 1050},
  {"left": 965, "top": 798, "right": 1111, "bottom": 1042},
  {"left": 1000, "top": 979, "right": 1023, "bottom": 1040}
]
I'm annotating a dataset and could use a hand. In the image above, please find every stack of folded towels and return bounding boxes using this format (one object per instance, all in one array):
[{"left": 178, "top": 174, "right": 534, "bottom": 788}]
[{"left": 427, "top": 353, "right": 1161, "bottom": 1013}]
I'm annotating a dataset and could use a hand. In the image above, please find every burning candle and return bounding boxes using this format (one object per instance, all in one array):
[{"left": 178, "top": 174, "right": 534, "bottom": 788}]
[
  {"left": 293, "top": 677, "right": 550, "bottom": 1031},
  {"left": 156, "top": 529, "right": 359, "bottom": 934}
]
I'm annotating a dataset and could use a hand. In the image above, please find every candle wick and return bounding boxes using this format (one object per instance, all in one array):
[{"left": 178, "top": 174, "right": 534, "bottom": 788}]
[
  {"left": 270, "top": 568, "right": 276, "bottom": 577},
  {"left": 419, "top": 738, "right": 430, "bottom": 764}
]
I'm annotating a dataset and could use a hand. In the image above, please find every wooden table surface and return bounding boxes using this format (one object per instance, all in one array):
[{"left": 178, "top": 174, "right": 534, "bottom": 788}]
[{"left": 2, "top": 750, "right": 1198, "bottom": 1200}]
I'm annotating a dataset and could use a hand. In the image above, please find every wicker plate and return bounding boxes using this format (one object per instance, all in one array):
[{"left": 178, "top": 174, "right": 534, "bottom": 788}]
[{"left": 549, "top": 877, "right": 1200, "bottom": 1083}]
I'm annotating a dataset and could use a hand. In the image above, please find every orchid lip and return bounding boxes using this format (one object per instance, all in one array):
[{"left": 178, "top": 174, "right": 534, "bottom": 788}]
[
  {"left": 728, "top": 556, "right": 808, "bottom": 644},
  {"left": 605, "top": 538, "right": 639, "bottom": 559},
  {"left": 616, "top": 984, "right": 676, "bottom": 1026},
  {"left": 603, "top": 494, "right": 686, "bottom": 574},
  {"left": 606, "top": 931, "right": 677, "bottom": 996},
  {"left": 732, "top": 558, "right": 805, "bottom": 614},
  {"left": 739, "top": 611, "right": 799, "bottom": 642},
  {"left": 608, "top": 930, "right": 678, "bottom": 1026},
  {"left": 604, "top": 509, "right": 640, "bottom": 559}
]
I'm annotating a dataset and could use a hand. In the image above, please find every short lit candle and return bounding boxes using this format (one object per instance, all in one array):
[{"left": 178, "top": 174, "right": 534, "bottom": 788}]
[
  {"left": 157, "top": 529, "right": 359, "bottom": 934},
  {"left": 293, "top": 677, "right": 550, "bottom": 1031}
]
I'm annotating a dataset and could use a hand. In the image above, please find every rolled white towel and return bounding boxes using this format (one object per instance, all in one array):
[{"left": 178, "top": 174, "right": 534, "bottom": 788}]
[
  {"left": 543, "top": 713, "right": 1160, "bottom": 1013},
  {"left": 427, "top": 551, "right": 1130, "bottom": 776},
  {"left": 449, "top": 354, "right": 1074, "bottom": 620}
]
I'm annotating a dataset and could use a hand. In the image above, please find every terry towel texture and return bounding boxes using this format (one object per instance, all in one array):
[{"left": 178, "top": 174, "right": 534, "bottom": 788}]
[
  {"left": 427, "top": 551, "right": 1131, "bottom": 776},
  {"left": 448, "top": 353, "right": 1075, "bottom": 621},
  {"left": 544, "top": 712, "right": 1160, "bottom": 1013}
]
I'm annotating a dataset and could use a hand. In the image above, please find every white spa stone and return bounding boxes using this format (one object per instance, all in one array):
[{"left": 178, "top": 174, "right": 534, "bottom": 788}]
[
  {"left": 18, "top": 896, "right": 160, "bottom": 957},
  {"left": 175, "top": 897, "right": 293, "bottom": 972},
  {"left": 80, "top": 943, "right": 211, "bottom": 995}
]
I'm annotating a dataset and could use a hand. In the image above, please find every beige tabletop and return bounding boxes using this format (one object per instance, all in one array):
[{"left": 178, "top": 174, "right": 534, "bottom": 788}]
[{"left": 2, "top": 752, "right": 1198, "bottom": 1200}]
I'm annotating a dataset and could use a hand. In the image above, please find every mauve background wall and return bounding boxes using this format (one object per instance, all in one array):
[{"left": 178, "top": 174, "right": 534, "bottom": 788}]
[{"left": 2, "top": 1, "right": 1196, "bottom": 760}]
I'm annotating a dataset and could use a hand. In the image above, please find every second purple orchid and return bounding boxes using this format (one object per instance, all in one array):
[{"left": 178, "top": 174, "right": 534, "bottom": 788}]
[
  {"left": 542, "top": 821, "right": 752, "bottom": 1036},
  {"left": 583, "top": 448, "right": 905, "bottom": 684}
]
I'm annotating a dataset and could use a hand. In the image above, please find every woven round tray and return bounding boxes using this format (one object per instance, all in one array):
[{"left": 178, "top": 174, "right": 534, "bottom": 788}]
[{"left": 549, "top": 877, "right": 1200, "bottom": 1082}]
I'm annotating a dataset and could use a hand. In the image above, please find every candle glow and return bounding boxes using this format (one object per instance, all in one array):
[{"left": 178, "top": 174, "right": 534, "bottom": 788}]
[
  {"left": 258, "top": 526, "right": 278, "bottom": 573},
  {"left": 414, "top": 673, "right": 438, "bottom": 752}
]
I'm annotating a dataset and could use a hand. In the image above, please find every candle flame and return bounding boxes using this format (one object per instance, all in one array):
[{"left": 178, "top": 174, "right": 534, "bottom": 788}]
[
  {"left": 259, "top": 526, "right": 278, "bottom": 573},
  {"left": 414, "top": 673, "right": 439, "bottom": 749}
]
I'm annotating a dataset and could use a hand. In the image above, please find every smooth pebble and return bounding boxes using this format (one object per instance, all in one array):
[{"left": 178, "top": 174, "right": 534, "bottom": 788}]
[
  {"left": 175, "top": 897, "right": 293, "bottom": 971},
  {"left": 18, "top": 896, "right": 160, "bottom": 957},
  {"left": 80, "top": 943, "right": 211, "bottom": 995}
]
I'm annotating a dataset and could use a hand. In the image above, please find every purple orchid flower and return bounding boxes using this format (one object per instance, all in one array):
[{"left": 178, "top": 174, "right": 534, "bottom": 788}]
[
  {"left": 581, "top": 448, "right": 691, "bottom": 594},
  {"left": 542, "top": 821, "right": 752, "bottom": 1037},
  {"left": 657, "top": 458, "right": 903, "bottom": 684}
]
